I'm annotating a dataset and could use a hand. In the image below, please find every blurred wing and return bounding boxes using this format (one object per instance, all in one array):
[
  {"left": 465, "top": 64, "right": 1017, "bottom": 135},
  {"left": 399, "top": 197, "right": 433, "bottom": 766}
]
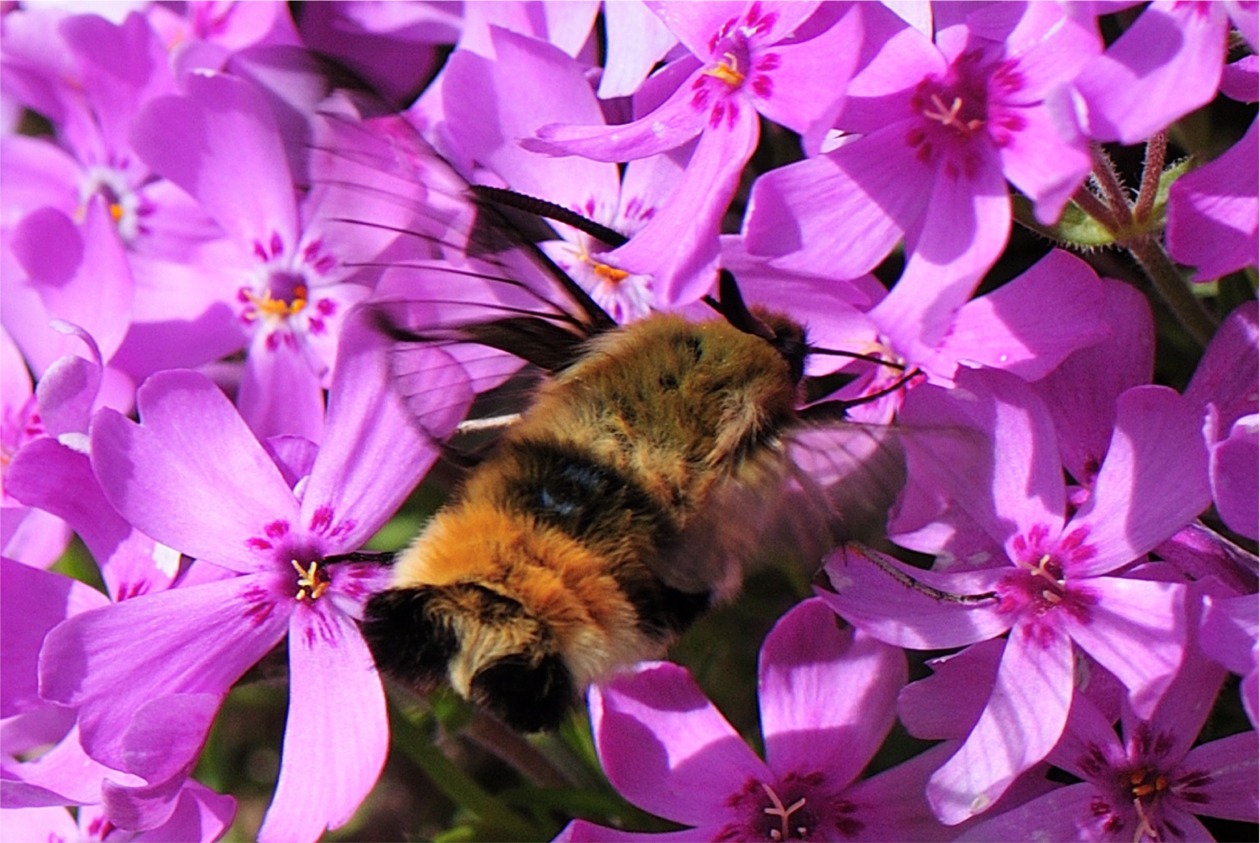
[
  {"left": 311, "top": 104, "right": 618, "bottom": 443},
  {"left": 774, "top": 420, "right": 909, "bottom": 568}
]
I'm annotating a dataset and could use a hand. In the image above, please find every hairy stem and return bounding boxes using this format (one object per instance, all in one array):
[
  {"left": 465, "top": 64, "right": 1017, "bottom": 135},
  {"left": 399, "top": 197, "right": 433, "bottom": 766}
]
[{"left": 1133, "top": 131, "right": 1168, "bottom": 224}]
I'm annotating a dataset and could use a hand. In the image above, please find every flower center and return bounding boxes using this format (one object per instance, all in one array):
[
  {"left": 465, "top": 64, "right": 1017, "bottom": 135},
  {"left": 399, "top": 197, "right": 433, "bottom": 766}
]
[
  {"left": 291, "top": 558, "right": 330, "bottom": 602},
  {"left": 79, "top": 166, "right": 143, "bottom": 242},
  {"left": 705, "top": 51, "right": 747, "bottom": 88},
  {"left": 761, "top": 782, "right": 808, "bottom": 841},
  {"left": 246, "top": 272, "right": 309, "bottom": 321}
]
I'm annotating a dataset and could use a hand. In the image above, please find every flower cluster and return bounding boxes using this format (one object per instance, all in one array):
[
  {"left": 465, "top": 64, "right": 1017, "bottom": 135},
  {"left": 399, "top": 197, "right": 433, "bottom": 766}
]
[{"left": 2, "top": 2, "right": 1256, "bottom": 842}]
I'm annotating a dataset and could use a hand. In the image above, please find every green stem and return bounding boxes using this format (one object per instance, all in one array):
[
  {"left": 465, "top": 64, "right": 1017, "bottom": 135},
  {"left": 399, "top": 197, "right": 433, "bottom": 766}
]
[
  {"left": 1070, "top": 184, "right": 1122, "bottom": 233},
  {"left": 389, "top": 705, "right": 538, "bottom": 839},
  {"left": 463, "top": 709, "right": 575, "bottom": 789},
  {"left": 1126, "top": 235, "right": 1218, "bottom": 346}
]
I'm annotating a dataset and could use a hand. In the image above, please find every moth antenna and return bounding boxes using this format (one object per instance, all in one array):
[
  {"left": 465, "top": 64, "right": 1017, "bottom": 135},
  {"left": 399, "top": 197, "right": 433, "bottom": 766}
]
[
  {"left": 799, "top": 368, "right": 924, "bottom": 421},
  {"left": 807, "top": 347, "right": 907, "bottom": 370},
  {"left": 859, "top": 546, "right": 998, "bottom": 605},
  {"left": 711, "top": 270, "right": 777, "bottom": 341},
  {"left": 470, "top": 185, "right": 630, "bottom": 249}
]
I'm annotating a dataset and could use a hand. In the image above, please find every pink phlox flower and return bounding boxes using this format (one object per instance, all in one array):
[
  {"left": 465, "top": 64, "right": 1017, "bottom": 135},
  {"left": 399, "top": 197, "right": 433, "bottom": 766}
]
[
  {"left": 822, "top": 366, "right": 1212, "bottom": 823},
  {"left": 1070, "top": 0, "right": 1241, "bottom": 144},
  {"left": 129, "top": 70, "right": 378, "bottom": 441},
  {"left": 744, "top": 2, "right": 1099, "bottom": 364},
  {"left": 556, "top": 598, "right": 966, "bottom": 842},
  {"left": 523, "top": 1, "right": 863, "bottom": 303},
  {"left": 1, "top": 558, "right": 238, "bottom": 837},
  {"left": 955, "top": 621, "right": 1257, "bottom": 841},
  {"left": 39, "top": 311, "right": 435, "bottom": 842},
  {"left": 1166, "top": 52, "right": 1258, "bottom": 285},
  {"left": 1202, "top": 591, "right": 1260, "bottom": 727},
  {"left": 1167, "top": 117, "right": 1259, "bottom": 283},
  {"left": 295, "top": 1, "right": 458, "bottom": 108},
  {"left": 439, "top": 26, "right": 685, "bottom": 322},
  {"left": 0, "top": 327, "right": 70, "bottom": 568},
  {"left": 1184, "top": 301, "right": 1260, "bottom": 541},
  {"left": 0, "top": 785, "right": 237, "bottom": 843}
]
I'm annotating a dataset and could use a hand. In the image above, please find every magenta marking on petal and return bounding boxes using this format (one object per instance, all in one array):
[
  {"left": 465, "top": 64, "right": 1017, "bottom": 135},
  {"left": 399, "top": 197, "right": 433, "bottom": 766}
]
[
  {"left": 269, "top": 231, "right": 283, "bottom": 258},
  {"left": 726, "top": 99, "right": 741, "bottom": 129},
  {"left": 264, "top": 332, "right": 280, "bottom": 351},
  {"left": 756, "top": 53, "right": 780, "bottom": 72},
  {"left": 309, "top": 505, "right": 333, "bottom": 534},
  {"left": 751, "top": 74, "right": 773, "bottom": 98},
  {"left": 241, "top": 584, "right": 279, "bottom": 628},
  {"left": 691, "top": 87, "right": 710, "bottom": 113},
  {"left": 316, "top": 298, "right": 335, "bottom": 316},
  {"left": 710, "top": 101, "right": 726, "bottom": 129},
  {"left": 246, "top": 537, "right": 273, "bottom": 551},
  {"left": 252, "top": 240, "right": 268, "bottom": 261},
  {"left": 308, "top": 317, "right": 325, "bottom": 335},
  {"left": 264, "top": 520, "right": 290, "bottom": 539},
  {"left": 301, "top": 239, "right": 323, "bottom": 264}
]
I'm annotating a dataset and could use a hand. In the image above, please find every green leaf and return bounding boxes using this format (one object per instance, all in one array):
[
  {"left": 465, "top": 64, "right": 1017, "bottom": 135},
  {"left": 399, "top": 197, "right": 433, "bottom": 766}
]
[{"left": 1012, "top": 193, "right": 1116, "bottom": 249}]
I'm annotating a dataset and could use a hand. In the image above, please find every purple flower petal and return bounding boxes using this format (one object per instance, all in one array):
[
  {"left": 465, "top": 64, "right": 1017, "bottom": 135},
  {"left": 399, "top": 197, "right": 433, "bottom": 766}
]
[
  {"left": 840, "top": 744, "right": 959, "bottom": 842},
  {"left": 758, "top": 598, "right": 906, "bottom": 786},
  {"left": 1167, "top": 118, "right": 1259, "bottom": 282},
  {"left": 442, "top": 27, "right": 619, "bottom": 211},
  {"left": 598, "top": 1, "right": 678, "bottom": 98},
  {"left": 236, "top": 328, "right": 326, "bottom": 443},
  {"left": 1179, "top": 732, "right": 1260, "bottom": 820},
  {"left": 869, "top": 149, "right": 1011, "bottom": 361},
  {"left": 1, "top": 723, "right": 116, "bottom": 807},
  {"left": 1074, "top": 1, "right": 1228, "bottom": 144},
  {"left": 5, "top": 439, "right": 176, "bottom": 601},
  {"left": 10, "top": 200, "right": 133, "bottom": 362},
  {"left": 90, "top": 370, "right": 300, "bottom": 573},
  {"left": 525, "top": 60, "right": 706, "bottom": 162},
  {"left": 590, "top": 661, "right": 768, "bottom": 826},
  {"left": 927, "top": 619, "right": 1075, "bottom": 825},
  {"left": 257, "top": 605, "right": 386, "bottom": 842},
  {"left": 952, "top": 783, "right": 1098, "bottom": 842},
  {"left": 1186, "top": 300, "right": 1259, "bottom": 441},
  {"left": 554, "top": 818, "right": 722, "bottom": 842},
  {"left": 1212, "top": 416, "right": 1259, "bottom": 540},
  {"left": 897, "top": 639, "right": 1005, "bottom": 741},
  {"left": 820, "top": 545, "right": 1011, "bottom": 649},
  {"left": 743, "top": 123, "right": 921, "bottom": 279},
  {"left": 131, "top": 71, "right": 298, "bottom": 249},
  {"left": 1068, "top": 386, "right": 1211, "bottom": 577},
  {"left": 1, "top": 556, "right": 107, "bottom": 718},
  {"left": 936, "top": 249, "right": 1108, "bottom": 382},
  {"left": 608, "top": 103, "right": 759, "bottom": 304},
  {"left": 1058, "top": 576, "right": 1188, "bottom": 720},
  {"left": 1034, "top": 278, "right": 1155, "bottom": 485},
  {"left": 298, "top": 307, "right": 440, "bottom": 551},
  {"left": 38, "top": 573, "right": 290, "bottom": 771},
  {"left": 900, "top": 368, "right": 1066, "bottom": 550}
]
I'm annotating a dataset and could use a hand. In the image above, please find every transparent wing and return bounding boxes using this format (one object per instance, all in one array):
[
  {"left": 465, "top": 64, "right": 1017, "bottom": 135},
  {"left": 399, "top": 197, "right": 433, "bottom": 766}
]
[{"left": 310, "top": 103, "right": 617, "bottom": 443}]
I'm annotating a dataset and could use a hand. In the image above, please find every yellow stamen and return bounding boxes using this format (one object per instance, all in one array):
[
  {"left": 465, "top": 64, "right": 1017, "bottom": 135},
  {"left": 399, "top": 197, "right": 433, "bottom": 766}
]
[
  {"left": 704, "top": 52, "right": 745, "bottom": 87},
  {"left": 593, "top": 263, "right": 630, "bottom": 284},
  {"left": 291, "top": 559, "right": 329, "bottom": 601},
  {"left": 247, "top": 285, "right": 308, "bottom": 320}
]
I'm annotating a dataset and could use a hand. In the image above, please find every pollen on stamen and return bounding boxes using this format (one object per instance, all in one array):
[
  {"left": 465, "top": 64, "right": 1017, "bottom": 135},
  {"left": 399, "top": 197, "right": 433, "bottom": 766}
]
[
  {"left": 291, "top": 559, "right": 330, "bottom": 601},
  {"left": 594, "top": 263, "right": 630, "bottom": 284},
  {"left": 704, "top": 52, "right": 746, "bottom": 88}
]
